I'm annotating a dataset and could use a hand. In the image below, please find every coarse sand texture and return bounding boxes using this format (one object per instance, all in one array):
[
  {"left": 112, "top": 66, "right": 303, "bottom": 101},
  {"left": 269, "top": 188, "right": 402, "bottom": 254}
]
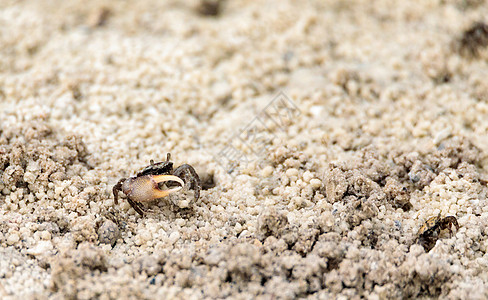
[{"left": 2, "top": 0, "right": 488, "bottom": 299}]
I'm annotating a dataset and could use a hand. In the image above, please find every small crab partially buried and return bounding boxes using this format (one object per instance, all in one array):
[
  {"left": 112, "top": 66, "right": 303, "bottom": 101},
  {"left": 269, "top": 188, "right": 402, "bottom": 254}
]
[
  {"left": 416, "top": 213, "right": 459, "bottom": 252},
  {"left": 113, "top": 153, "right": 201, "bottom": 216}
]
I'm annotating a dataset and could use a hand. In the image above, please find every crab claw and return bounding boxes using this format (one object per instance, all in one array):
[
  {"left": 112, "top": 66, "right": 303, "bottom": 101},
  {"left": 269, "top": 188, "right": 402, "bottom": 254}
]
[
  {"left": 151, "top": 175, "right": 184, "bottom": 198},
  {"left": 122, "top": 174, "right": 184, "bottom": 203}
]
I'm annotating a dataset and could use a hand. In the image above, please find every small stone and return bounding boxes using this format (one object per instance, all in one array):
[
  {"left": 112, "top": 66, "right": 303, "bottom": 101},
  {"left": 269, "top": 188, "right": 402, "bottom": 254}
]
[
  {"left": 139, "top": 230, "right": 152, "bottom": 243},
  {"left": 310, "top": 105, "right": 324, "bottom": 117},
  {"left": 286, "top": 168, "right": 299, "bottom": 178},
  {"left": 169, "top": 231, "right": 180, "bottom": 245},
  {"left": 262, "top": 166, "right": 274, "bottom": 177},
  {"left": 204, "top": 248, "right": 224, "bottom": 266},
  {"left": 98, "top": 220, "right": 120, "bottom": 247},
  {"left": 23, "top": 171, "right": 37, "bottom": 184},
  {"left": 7, "top": 233, "right": 20, "bottom": 245},
  {"left": 310, "top": 178, "right": 322, "bottom": 189},
  {"left": 26, "top": 241, "right": 53, "bottom": 256},
  {"left": 41, "top": 231, "right": 52, "bottom": 240},
  {"left": 302, "top": 171, "right": 314, "bottom": 183},
  {"left": 177, "top": 199, "right": 189, "bottom": 208}
]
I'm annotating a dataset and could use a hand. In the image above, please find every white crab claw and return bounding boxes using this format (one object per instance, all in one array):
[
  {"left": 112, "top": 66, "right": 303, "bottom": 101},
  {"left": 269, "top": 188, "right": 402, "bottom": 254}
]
[
  {"left": 122, "top": 174, "right": 184, "bottom": 203},
  {"left": 151, "top": 174, "right": 184, "bottom": 198}
]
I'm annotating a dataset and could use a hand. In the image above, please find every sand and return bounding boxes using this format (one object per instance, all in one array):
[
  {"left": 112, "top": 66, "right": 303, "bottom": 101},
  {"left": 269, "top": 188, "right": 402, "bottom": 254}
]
[{"left": 1, "top": 0, "right": 488, "bottom": 299}]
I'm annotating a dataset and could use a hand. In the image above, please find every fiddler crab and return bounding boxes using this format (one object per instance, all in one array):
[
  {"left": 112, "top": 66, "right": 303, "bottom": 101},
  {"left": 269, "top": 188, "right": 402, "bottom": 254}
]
[
  {"left": 113, "top": 153, "right": 201, "bottom": 216},
  {"left": 416, "top": 213, "right": 459, "bottom": 252}
]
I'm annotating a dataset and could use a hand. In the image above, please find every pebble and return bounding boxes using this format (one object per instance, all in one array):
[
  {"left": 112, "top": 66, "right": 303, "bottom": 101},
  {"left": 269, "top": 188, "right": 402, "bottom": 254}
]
[
  {"left": 7, "top": 233, "right": 20, "bottom": 245},
  {"left": 310, "top": 178, "right": 322, "bottom": 189},
  {"left": 177, "top": 200, "right": 189, "bottom": 208},
  {"left": 302, "top": 171, "right": 314, "bottom": 183},
  {"left": 26, "top": 241, "right": 53, "bottom": 256},
  {"left": 286, "top": 168, "right": 299, "bottom": 178},
  {"left": 41, "top": 231, "right": 51, "bottom": 240},
  {"left": 98, "top": 220, "right": 120, "bottom": 247},
  {"left": 262, "top": 166, "right": 274, "bottom": 177},
  {"left": 169, "top": 231, "right": 180, "bottom": 245}
]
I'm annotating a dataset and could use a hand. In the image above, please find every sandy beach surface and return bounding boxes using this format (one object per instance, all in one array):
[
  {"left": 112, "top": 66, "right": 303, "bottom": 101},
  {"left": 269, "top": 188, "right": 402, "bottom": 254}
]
[{"left": 2, "top": 0, "right": 488, "bottom": 299}]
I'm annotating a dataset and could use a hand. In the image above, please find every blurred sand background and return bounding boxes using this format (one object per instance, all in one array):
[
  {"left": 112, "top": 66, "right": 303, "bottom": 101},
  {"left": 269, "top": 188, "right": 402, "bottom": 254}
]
[{"left": 2, "top": 0, "right": 488, "bottom": 298}]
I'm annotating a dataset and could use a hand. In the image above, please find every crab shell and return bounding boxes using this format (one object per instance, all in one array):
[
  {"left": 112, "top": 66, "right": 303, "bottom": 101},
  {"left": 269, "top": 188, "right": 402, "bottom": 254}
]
[
  {"left": 417, "top": 213, "right": 441, "bottom": 236},
  {"left": 122, "top": 174, "right": 184, "bottom": 203}
]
